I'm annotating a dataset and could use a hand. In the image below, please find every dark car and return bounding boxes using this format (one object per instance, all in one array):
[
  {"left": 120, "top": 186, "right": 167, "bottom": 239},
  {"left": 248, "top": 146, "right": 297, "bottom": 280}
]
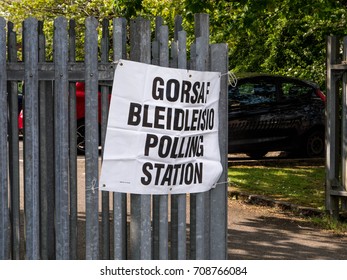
[{"left": 228, "top": 73, "right": 326, "bottom": 158}]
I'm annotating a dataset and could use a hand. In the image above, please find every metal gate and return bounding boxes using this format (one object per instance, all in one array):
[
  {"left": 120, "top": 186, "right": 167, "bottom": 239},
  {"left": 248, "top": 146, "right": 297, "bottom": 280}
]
[
  {"left": 0, "top": 14, "right": 228, "bottom": 260},
  {"left": 326, "top": 36, "right": 347, "bottom": 218}
]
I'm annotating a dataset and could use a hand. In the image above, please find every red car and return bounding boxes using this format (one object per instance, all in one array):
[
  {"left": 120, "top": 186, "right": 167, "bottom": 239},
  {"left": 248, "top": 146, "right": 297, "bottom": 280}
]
[
  {"left": 18, "top": 109, "right": 23, "bottom": 135},
  {"left": 18, "top": 82, "right": 111, "bottom": 154}
]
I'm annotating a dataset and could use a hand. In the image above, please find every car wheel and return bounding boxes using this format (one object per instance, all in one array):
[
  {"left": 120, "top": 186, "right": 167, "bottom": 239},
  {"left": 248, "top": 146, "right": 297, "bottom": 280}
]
[
  {"left": 305, "top": 130, "right": 324, "bottom": 157},
  {"left": 246, "top": 151, "right": 267, "bottom": 159},
  {"left": 76, "top": 119, "right": 86, "bottom": 155},
  {"left": 76, "top": 119, "right": 102, "bottom": 155}
]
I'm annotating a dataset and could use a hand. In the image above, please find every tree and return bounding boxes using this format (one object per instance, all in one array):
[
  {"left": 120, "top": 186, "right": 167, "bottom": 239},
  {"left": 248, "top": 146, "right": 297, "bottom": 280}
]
[
  {"left": 1, "top": 0, "right": 347, "bottom": 89},
  {"left": 0, "top": 0, "right": 118, "bottom": 59},
  {"left": 223, "top": 0, "right": 347, "bottom": 89}
]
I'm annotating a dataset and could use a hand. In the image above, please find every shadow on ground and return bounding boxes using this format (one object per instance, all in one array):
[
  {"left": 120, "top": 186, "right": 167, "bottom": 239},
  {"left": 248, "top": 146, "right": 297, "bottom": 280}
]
[
  {"left": 16, "top": 202, "right": 347, "bottom": 260},
  {"left": 227, "top": 206, "right": 347, "bottom": 260}
]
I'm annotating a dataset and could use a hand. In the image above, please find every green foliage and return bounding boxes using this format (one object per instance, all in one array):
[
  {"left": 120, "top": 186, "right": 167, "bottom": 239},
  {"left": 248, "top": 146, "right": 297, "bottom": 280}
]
[
  {"left": 223, "top": 0, "right": 347, "bottom": 89},
  {"left": 114, "top": 0, "right": 143, "bottom": 18},
  {"left": 1, "top": 0, "right": 347, "bottom": 88},
  {"left": 1, "top": 0, "right": 116, "bottom": 27},
  {"left": 0, "top": 0, "right": 117, "bottom": 60}
]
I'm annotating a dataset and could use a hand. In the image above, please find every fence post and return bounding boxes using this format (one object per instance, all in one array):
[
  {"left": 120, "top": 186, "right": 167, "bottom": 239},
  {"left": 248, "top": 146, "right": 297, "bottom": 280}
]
[
  {"left": 54, "top": 16, "right": 70, "bottom": 260},
  {"left": 129, "top": 17, "right": 152, "bottom": 260},
  {"left": 37, "top": 21, "right": 55, "bottom": 260},
  {"left": 153, "top": 22, "right": 169, "bottom": 260},
  {"left": 85, "top": 16, "right": 100, "bottom": 260},
  {"left": 7, "top": 21, "right": 21, "bottom": 260},
  {"left": 112, "top": 17, "right": 128, "bottom": 260},
  {"left": 38, "top": 20, "right": 49, "bottom": 259},
  {"left": 0, "top": 17, "right": 10, "bottom": 260},
  {"left": 171, "top": 23, "right": 188, "bottom": 260},
  {"left": 326, "top": 36, "right": 340, "bottom": 217},
  {"left": 42, "top": 79, "right": 55, "bottom": 259},
  {"left": 23, "top": 17, "right": 40, "bottom": 260},
  {"left": 210, "top": 43, "right": 228, "bottom": 260},
  {"left": 190, "top": 13, "right": 210, "bottom": 260},
  {"left": 101, "top": 18, "right": 111, "bottom": 260},
  {"left": 68, "top": 19, "right": 78, "bottom": 260},
  {"left": 341, "top": 36, "right": 347, "bottom": 211}
]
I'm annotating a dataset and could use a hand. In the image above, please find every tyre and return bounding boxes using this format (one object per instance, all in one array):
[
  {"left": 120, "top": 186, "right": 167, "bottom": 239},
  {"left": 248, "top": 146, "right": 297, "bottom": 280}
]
[
  {"left": 76, "top": 119, "right": 102, "bottom": 155},
  {"left": 76, "top": 119, "right": 86, "bottom": 155},
  {"left": 304, "top": 129, "right": 324, "bottom": 157}
]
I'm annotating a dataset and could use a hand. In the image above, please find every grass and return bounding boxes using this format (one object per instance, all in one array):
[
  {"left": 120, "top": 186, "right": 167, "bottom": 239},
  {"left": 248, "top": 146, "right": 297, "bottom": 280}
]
[
  {"left": 310, "top": 215, "right": 347, "bottom": 234},
  {"left": 228, "top": 161, "right": 347, "bottom": 234},
  {"left": 228, "top": 163, "right": 326, "bottom": 209}
]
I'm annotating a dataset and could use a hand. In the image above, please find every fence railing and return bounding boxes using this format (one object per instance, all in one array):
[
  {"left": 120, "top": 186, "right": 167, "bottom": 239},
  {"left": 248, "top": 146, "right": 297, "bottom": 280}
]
[
  {"left": 0, "top": 14, "right": 228, "bottom": 260},
  {"left": 326, "top": 36, "right": 347, "bottom": 218}
]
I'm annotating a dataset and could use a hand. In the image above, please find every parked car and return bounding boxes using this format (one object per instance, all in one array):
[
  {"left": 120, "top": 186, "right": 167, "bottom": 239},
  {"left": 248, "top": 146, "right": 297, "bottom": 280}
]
[
  {"left": 18, "top": 82, "right": 111, "bottom": 154},
  {"left": 75, "top": 82, "right": 112, "bottom": 154},
  {"left": 228, "top": 73, "right": 326, "bottom": 158}
]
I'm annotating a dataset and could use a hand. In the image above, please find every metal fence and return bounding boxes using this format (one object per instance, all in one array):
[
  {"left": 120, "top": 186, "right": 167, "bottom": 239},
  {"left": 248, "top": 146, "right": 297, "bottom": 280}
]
[
  {"left": 326, "top": 36, "right": 347, "bottom": 218},
  {"left": 0, "top": 14, "right": 228, "bottom": 260}
]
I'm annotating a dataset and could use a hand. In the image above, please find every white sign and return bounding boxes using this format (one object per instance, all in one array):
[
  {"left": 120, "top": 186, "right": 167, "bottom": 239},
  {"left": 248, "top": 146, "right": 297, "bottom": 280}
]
[{"left": 99, "top": 59, "right": 222, "bottom": 194}]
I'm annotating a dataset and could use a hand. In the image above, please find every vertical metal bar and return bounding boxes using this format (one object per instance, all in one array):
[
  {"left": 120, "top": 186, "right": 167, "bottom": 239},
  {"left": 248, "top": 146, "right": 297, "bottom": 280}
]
[
  {"left": 152, "top": 17, "right": 163, "bottom": 259},
  {"left": 210, "top": 43, "right": 228, "bottom": 260},
  {"left": 174, "top": 16, "right": 183, "bottom": 42},
  {"left": 85, "top": 17, "right": 100, "bottom": 260},
  {"left": 342, "top": 37, "right": 347, "bottom": 211},
  {"left": 188, "top": 38, "right": 197, "bottom": 260},
  {"left": 170, "top": 41, "right": 178, "bottom": 69},
  {"left": 0, "top": 17, "right": 10, "bottom": 260},
  {"left": 38, "top": 21, "right": 47, "bottom": 259},
  {"left": 326, "top": 36, "right": 340, "bottom": 217},
  {"left": 129, "top": 17, "right": 152, "bottom": 260},
  {"left": 101, "top": 18, "right": 110, "bottom": 260},
  {"left": 157, "top": 25, "right": 169, "bottom": 260},
  {"left": 151, "top": 17, "right": 163, "bottom": 66},
  {"left": 112, "top": 17, "right": 127, "bottom": 260},
  {"left": 23, "top": 17, "right": 40, "bottom": 260},
  {"left": 194, "top": 14, "right": 210, "bottom": 69},
  {"left": 171, "top": 27, "right": 187, "bottom": 260},
  {"left": 190, "top": 13, "right": 210, "bottom": 260},
  {"left": 45, "top": 80, "right": 55, "bottom": 258},
  {"left": 7, "top": 21, "right": 21, "bottom": 260},
  {"left": 38, "top": 21, "right": 53, "bottom": 260},
  {"left": 38, "top": 21, "right": 55, "bottom": 260},
  {"left": 113, "top": 18, "right": 127, "bottom": 61},
  {"left": 38, "top": 21, "right": 48, "bottom": 260},
  {"left": 68, "top": 19, "right": 78, "bottom": 260},
  {"left": 189, "top": 43, "right": 196, "bottom": 71},
  {"left": 54, "top": 17, "right": 70, "bottom": 259},
  {"left": 155, "top": 17, "right": 164, "bottom": 41},
  {"left": 170, "top": 16, "right": 182, "bottom": 69},
  {"left": 177, "top": 31, "right": 187, "bottom": 70},
  {"left": 153, "top": 197, "right": 159, "bottom": 259}
]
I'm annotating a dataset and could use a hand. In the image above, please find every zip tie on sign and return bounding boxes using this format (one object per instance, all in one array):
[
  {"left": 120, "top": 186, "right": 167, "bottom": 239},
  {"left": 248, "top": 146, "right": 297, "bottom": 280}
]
[
  {"left": 220, "top": 70, "right": 237, "bottom": 87},
  {"left": 213, "top": 178, "right": 231, "bottom": 188},
  {"left": 85, "top": 177, "right": 98, "bottom": 194}
]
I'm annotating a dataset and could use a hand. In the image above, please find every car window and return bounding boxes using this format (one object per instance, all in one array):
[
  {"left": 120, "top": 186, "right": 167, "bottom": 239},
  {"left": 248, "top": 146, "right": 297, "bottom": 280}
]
[
  {"left": 229, "top": 80, "right": 276, "bottom": 106},
  {"left": 281, "top": 82, "right": 314, "bottom": 101}
]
